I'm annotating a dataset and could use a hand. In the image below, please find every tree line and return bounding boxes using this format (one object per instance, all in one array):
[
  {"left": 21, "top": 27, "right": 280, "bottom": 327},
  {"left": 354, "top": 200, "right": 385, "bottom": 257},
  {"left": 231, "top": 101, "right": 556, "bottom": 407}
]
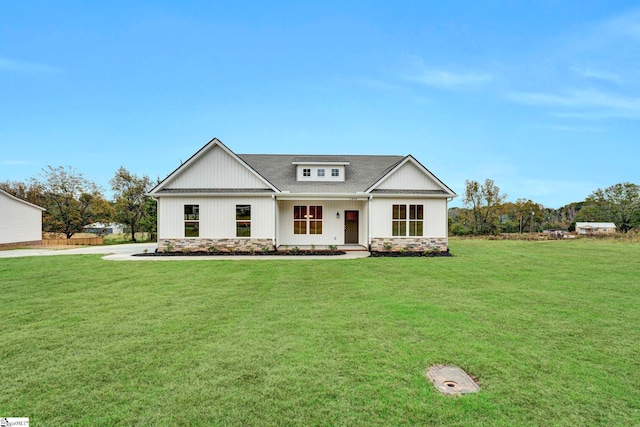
[
  {"left": 450, "top": 179, "right": 640, "bottom": 235},
  {"left": 0, "top": 166, "right": 157, "bottom": 241},
  {"left": 3, "top": 167, "right": 639, "bottom": 239}
]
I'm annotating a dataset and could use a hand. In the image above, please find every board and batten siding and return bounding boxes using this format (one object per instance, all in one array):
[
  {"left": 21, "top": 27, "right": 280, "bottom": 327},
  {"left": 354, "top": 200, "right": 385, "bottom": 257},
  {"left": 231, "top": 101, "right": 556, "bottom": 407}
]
[
  {"left": 369, "top": 198, "right": 448, "bottom": 238},
  {"left": 165, "top": 145, "right": 271, "bottom": 190},
  {"left": 158, "top": 196, "right": 275, "bottom": 239},
  {"left": 375, "top": 161, "right": 442, "bottom": 191},
  {"left": 0, "top": 191, "right": 44, "bottom": 245},
  {"left": 277, "top": 199, "right": 368, "bottom": 246}
]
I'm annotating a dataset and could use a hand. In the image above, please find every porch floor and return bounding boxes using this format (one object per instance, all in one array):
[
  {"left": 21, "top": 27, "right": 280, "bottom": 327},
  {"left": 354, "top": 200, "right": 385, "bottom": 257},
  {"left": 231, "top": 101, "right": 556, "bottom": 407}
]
[{"left": 276, "top": 244, "right": 368, "bottom": 252}]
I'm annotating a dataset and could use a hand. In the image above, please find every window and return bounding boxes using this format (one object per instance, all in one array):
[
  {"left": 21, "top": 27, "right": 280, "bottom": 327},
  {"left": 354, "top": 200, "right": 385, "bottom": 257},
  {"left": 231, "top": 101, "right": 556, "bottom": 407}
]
[
  {"left": 317, "top": 168, "right": 325, "bottom": 177},
  {"left": 303, "top": 168, "right": 311, "bottom": 177},
  {"left": 294, "top": 205, "right": 323, "bottom": 234},
  {"left": 409, "top": 204, "right": 424, "bottom": 236},
  {"left": 392, "top": 204, "right": 423, "bottom": 236},
  {"left": 392, "top": 204, "right": 406, "bottom": 236},
  {"left": 331, "top": 168, "right": 339, "bottom": 177},
  {"left": 184, "top": 205, "right": 199, "bottom": 237},
  {"left": 236, "top": 205, "right": 251, "bottom": 237},
  {"left": 294, "top": 206, "right": 307, "bottom": 234}
]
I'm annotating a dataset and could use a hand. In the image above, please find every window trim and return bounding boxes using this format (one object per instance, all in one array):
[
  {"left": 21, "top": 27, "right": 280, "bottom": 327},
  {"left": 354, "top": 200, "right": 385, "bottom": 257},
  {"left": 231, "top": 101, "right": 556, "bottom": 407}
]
[
  {"left": 184, "top": 204, "right": 200, "bottom": 237},
  {"left": 236, "top": 204, "right": 251, "bottom": 237},
  {"left": 294, "top": 205, "right": 323, "bottom": 235},
  {"left": 392, "top": 204, "right": 423, "bottom": 237}
]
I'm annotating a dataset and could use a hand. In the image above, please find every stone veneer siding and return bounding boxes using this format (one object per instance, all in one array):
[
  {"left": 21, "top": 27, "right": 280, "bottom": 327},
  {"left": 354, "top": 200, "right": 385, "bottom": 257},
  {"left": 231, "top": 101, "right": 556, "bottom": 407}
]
[
  {"left": 159, "top": 238, "right": 274, "bottom": 252},
  {"left": 370, "top": 237, "right": 448, "bottom": 253}
]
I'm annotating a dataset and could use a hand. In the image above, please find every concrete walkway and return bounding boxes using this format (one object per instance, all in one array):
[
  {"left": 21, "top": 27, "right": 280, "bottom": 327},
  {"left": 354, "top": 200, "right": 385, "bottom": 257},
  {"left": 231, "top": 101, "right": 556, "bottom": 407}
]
[{"left": 0, "top": 243, "right": 371, "bottom": 261}]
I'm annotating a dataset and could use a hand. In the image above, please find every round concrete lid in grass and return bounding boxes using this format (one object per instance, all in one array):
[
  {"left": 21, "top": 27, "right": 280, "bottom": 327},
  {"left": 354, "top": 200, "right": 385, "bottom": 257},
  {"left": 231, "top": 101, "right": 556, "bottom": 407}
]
[{"left": 426, "top": 365, "right": 480, "bottom": 395}]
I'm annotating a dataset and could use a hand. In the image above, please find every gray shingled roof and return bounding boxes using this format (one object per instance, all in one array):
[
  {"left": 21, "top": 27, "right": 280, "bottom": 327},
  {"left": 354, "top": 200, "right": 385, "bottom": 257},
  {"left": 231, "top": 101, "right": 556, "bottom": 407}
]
[
  {"left": 155, "top": 188, "right": 274, "bottom": 194},
  {"left": 238, "top": 154, "right": 404, "bottom": 193},
  {"left": 291, "top": 156, "right": 350, "bottom": 164}
]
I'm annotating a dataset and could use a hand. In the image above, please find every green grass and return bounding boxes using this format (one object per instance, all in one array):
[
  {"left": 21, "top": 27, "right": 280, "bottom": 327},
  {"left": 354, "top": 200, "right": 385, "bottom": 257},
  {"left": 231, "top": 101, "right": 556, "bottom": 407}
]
[
  {"left": 102, "top": 233, "right": 154, "bottom": 245},
  {"left": 1, "top": 239, "right": 639, "bottom": 426}
]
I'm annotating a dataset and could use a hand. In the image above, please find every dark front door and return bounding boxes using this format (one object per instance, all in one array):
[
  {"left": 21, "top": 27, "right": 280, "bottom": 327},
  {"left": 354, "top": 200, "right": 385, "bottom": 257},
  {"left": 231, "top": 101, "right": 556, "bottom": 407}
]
[{"left": 344, "top": 210, "right": 359, "bottom": 244}]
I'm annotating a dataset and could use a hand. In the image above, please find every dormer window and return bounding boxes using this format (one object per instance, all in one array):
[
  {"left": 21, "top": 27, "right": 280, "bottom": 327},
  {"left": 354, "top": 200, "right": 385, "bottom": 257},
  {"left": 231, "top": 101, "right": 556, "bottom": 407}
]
[{"left": 293, "top": 158, "right": 349, "bottom": 182}]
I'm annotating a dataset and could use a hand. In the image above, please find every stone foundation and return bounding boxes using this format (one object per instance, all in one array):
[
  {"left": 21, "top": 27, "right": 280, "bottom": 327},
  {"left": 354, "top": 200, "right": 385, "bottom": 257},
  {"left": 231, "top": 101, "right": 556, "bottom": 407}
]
[
  {"left": 370, "top": 237, "right": 448, "bottom": 253},
  {"left": 158, "top": 238, "right": 274, "bottom": 253}
]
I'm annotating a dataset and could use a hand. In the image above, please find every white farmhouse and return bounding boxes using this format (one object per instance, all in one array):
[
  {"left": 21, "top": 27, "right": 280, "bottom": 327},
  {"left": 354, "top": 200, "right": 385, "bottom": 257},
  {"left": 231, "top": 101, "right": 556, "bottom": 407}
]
[
  {"left": 0, "top": 188, "right": 45, "bottom": 246},
  {"left": 149, "top": 138, "right": 457, "bottom": 252},
  {"left": 575, "top": 222, "right": 617, "bottom": 235}
]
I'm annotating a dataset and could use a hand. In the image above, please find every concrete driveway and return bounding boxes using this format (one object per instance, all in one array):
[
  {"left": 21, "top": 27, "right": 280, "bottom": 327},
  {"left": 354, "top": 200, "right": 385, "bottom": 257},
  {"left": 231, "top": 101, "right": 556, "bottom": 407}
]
[
  {"left": 0, "top": 243, "right": 370, "bottom": 261},
  {"left": 0, "top": 243, "right": 157, "bottom": 259}
]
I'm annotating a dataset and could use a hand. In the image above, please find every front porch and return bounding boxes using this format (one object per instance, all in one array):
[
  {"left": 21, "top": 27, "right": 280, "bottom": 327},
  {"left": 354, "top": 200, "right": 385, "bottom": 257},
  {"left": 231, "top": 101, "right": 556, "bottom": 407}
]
[{"left": 276, "top": 198, "right": 369, "bottom": 248}]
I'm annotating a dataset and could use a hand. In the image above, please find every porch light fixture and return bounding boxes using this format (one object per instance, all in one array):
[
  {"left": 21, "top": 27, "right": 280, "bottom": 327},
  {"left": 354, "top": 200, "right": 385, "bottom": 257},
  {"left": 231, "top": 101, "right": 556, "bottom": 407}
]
[{"left": 336, "top": 212, "right": 340, "bottom": 219}]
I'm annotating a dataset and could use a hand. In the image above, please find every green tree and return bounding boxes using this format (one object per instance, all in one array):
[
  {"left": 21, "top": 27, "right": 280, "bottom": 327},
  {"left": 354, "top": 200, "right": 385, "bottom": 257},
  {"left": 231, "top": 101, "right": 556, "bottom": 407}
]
[
  {"left": 139, "top": 197, "right": 157, "bottom": 240},
  {"left": 0, "top": 180, "right": 44, "bottom": 206},
  {"left": 513, "top": 198, "right": 543, "bottom": 234},
  {"left": 577, "top": 182, "right": 640, "bottom": 232},
  {"left": 110, "top": 167, "right": 153, "bottom": 242},
  {"left": 34, "top": 166, "right": 111, "bottom": 238},
  {"left": 448, "top": 207, "right": 472, "bottom": 235},
  {"left": 463, "top": 178, "right": 507, "bottom": 235}
]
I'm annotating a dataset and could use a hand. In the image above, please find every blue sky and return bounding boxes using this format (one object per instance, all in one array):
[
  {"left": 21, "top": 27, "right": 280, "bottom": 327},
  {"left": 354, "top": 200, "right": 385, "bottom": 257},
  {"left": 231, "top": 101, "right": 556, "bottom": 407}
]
[{"left": 2, "top": 1, "right": 640, "bottom": 208}]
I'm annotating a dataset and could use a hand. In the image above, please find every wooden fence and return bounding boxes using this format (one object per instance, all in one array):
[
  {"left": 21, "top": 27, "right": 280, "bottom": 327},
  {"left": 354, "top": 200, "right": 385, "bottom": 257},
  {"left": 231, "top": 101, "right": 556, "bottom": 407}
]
[{"left": 43, "top": 237, "right": 104, "bottom": 246}]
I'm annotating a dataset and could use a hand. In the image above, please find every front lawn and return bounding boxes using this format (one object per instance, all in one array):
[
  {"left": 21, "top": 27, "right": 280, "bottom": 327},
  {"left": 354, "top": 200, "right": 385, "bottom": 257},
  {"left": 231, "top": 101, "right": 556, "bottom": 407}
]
[{"left": 1, "top": 240, "right": 638, "bottom": 425}]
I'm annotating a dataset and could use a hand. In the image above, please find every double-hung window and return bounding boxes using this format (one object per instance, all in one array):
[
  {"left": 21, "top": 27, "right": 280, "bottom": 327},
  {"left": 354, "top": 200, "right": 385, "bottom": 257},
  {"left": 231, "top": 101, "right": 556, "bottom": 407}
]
[
  {"left": 409, "top": 204, "right": 424, "bottom": 236},
  {"left": 184, "top": 205, "right": 199, "bottom": 237},
  {"left": 236, "top": 205, "right": 251, "bottom": 237},
  {"left": 294, "top": 205, "right": 323, "bottom": 234},
  {"left": 392, "top": 205, "right": 406, "bottom": 236},
  {"left": 303, "top": 168, "right": 311, "bottom": 177},
  {"left": 392, "top": 204, "right": 423, "bottom": 236}
]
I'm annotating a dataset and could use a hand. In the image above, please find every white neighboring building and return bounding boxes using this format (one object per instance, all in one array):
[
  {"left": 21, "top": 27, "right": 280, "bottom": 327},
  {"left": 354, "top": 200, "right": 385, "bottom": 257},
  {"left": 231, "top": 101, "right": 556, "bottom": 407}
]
[
  {"left": 575, "top": 222, "right": 617, "bottom": 235},
  {"left": 0, "top": 188, "right": 45, "bottom": 246},
  {"left": 149, "top": 138, "right": 457, "bottom": 252},
  {"left": 84, "top": 222, "right": 125, "bottom": 235}
]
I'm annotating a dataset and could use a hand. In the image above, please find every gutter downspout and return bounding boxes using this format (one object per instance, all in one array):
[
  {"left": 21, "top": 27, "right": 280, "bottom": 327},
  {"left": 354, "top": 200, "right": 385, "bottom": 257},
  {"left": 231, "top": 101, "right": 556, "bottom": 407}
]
[
  {"left": 272, "top": 194, "right": 277, "bottom": 248},
  {"left": 368, "top": 195, "right": 372, "bottom": 249}
]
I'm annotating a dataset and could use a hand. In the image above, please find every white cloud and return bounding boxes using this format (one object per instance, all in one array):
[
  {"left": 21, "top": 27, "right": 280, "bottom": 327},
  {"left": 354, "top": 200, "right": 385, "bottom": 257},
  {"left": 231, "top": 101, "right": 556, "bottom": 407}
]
[
  {"left": 602, "top": 9, "right": 640, "bottom": 41},
  {"left": 404, "top": 68, "right": 492, "bottom": 90},
  {"left": 548, "top": 125, "right": 606, "bottom": 133},
  {"left": 0, "top": 58, "right": 61, "bottom": 73},
  {"left": 572, "top": 67, "right": 622, "bottom": 84},
  {"left": 508, "top": 89, "right": 640, "bottom": 118}
]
